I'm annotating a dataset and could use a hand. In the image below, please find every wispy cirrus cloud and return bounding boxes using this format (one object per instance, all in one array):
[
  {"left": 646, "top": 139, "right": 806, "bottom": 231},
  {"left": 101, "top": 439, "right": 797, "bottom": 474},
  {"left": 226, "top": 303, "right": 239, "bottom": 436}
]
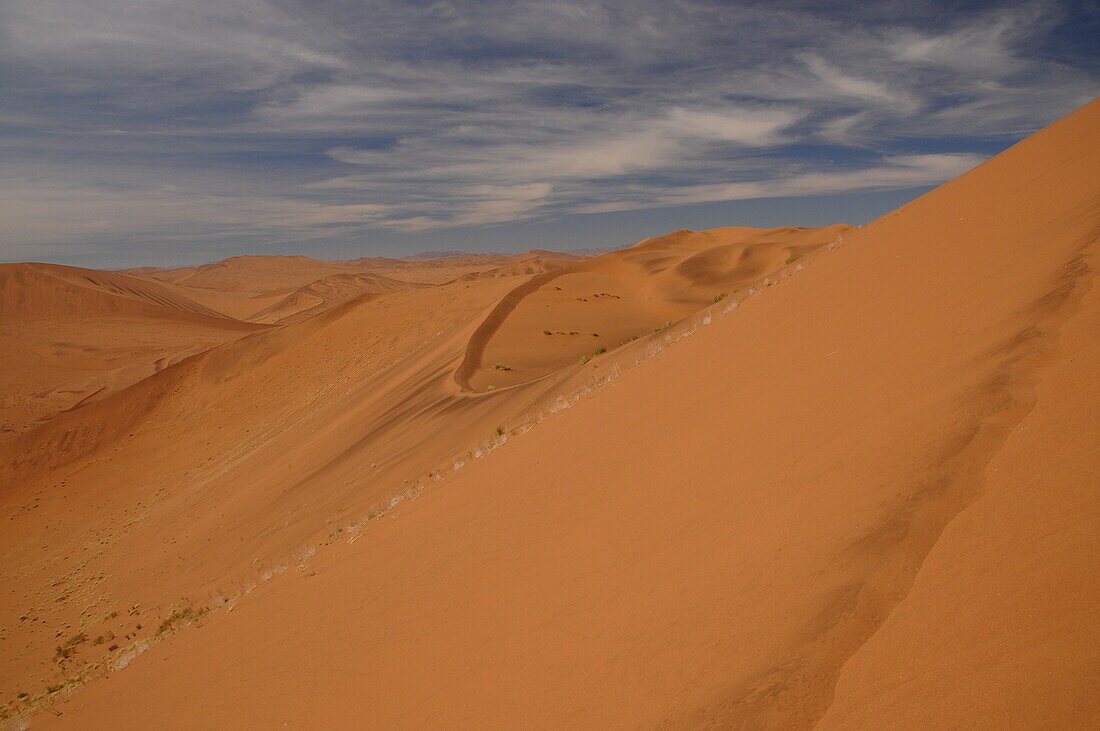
[
  {"left": 0, "top": 0, "right": 1096, "bottom": 264},
  {"left": 576, "top": 153, "right": 987, "bottom": 214}
]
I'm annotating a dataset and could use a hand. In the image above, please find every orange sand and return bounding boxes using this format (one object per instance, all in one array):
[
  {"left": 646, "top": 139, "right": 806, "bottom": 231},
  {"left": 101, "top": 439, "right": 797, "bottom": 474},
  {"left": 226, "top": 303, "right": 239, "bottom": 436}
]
[{"left": 1, "top": 100, "right": 1097, "bottom": 728}]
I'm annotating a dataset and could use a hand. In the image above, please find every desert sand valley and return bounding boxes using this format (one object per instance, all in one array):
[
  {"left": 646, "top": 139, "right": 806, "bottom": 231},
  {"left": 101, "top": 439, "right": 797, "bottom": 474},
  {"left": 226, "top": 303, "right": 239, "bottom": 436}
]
[{"left": 0, "top": 98, "right": 1097, "bottom": 728}]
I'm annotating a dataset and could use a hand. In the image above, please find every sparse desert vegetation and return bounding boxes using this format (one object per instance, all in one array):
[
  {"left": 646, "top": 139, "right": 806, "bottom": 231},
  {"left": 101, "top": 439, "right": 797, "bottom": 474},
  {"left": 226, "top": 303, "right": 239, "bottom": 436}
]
[{"left": 53, "top": 634, "right": 87, "bottom": 663}]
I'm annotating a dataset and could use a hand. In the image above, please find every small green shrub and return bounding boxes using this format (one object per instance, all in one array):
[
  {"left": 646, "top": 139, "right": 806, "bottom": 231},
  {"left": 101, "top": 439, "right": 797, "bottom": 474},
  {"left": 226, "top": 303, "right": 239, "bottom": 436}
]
[
  {"left": 493, "top": 363, "right": 512, "bottom": 371},
  {"left": 713, "top": 292, "right": 727, "bottom": 303}
]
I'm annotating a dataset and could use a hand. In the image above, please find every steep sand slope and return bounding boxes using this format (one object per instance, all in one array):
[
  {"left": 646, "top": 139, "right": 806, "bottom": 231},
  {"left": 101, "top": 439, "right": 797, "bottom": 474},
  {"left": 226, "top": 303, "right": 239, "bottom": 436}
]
[
  {"left": 819, "top": 251, "right": 1100, "bottom": 727},
  {"left": 25, "top": 101, "right": 1099, "bottom": 726},
  {"left": 0, "top": 264, "right": 262, "bottom": 442}
]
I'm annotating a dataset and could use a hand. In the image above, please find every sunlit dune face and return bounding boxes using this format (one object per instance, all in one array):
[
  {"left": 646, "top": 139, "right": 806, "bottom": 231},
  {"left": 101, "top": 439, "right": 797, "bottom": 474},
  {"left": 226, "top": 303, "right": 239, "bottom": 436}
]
[{"left": 465, "top": 225, "right": 849, "bottom": 389}]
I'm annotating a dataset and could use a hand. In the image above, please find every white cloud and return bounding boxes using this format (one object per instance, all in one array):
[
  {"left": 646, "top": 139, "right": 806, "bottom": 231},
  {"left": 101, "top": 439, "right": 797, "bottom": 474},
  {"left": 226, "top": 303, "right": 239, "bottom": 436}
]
[
  {"left": 312, "top": 103, "right": 806, "bottom": 228},
  {"left": 800, "top": 55, "right": 921, "bottom": 112},
  {"left": 574, "top": 153, "right": 986, "bottom": 214},
  {"left": 665, "top": 107, "right": 803, "bottom": 146}
]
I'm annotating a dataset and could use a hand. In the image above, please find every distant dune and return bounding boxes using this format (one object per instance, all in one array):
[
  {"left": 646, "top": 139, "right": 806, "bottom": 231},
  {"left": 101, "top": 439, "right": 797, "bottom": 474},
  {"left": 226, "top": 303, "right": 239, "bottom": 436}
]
[
  {"left": 0, "top": 263, "right": 264, "bottom": 443},
  {"left": 1, "top": 100, "right": 1097, "bottom": 727},
  {"left": 3, "top": 262, "right": 236, "bottom": 321},
  {"left": 246, "top": 271, "right": 428, "bottom": 325},
  {"left": 126, "top": 254, "right": 369, "bottom": 293}
]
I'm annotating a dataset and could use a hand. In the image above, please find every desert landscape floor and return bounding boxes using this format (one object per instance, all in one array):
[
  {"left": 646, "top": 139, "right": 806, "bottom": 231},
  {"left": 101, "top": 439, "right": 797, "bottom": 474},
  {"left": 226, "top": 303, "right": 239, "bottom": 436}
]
[{"left": 1, "top": 100, "right": 1098, "bottom": 728}]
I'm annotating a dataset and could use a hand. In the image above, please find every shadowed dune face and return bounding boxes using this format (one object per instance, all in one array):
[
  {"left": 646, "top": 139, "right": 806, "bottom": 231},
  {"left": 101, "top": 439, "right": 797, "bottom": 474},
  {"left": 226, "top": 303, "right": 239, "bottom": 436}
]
[
  {"left": 1, "top": 101, "right": 1098, "bottom": 728},
  {"left": 0, "top": 264, "right": 265, "bottom": 443},
  {"left": 3, "top": 263, "right": 235, "bottom": 321},
  {"left": 458, "top": 225, "right": 849, "bottom": 389}
]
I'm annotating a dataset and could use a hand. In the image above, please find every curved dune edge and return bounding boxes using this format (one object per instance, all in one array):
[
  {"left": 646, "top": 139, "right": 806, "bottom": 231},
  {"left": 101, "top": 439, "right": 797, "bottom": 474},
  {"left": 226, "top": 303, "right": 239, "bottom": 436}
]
[
  {"left": 453, "top": 269, "right": 574, "bottom": 391},
  {"left": 454, "top": 224, "right": 848, "bottom": 392}
]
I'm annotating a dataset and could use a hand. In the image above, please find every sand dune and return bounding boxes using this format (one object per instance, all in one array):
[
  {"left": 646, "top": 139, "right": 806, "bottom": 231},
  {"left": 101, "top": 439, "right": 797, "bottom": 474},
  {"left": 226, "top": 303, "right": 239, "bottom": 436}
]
[
  {"left": 3, "top": 263, "right": 238, "bottom": 322},
  {"left": 0, "top": 263, "right": 263, "bottom": 443},
  {"left": 457, "top": 225, "right": 850, "bottom": 390},
  {"left": 350, "top": 252, "right": 587, "bottom": 285},
  {"left": 130, "top": 251, "right": 585, "bottom": 293},
  {"left": 126, "top": 251, "right": 585, "bottom": 321},
  {"left": 457, "top": 250, "right": 588, "bottom": 280},
  {"left": 128, "top": 254, "right": 369, "bottom": 294},
  {"left": 246, "top": 271, "right": 428, "bottom": 324},
  {"left": 1, "top": 100, "right": 1097, "bottom": 727}
]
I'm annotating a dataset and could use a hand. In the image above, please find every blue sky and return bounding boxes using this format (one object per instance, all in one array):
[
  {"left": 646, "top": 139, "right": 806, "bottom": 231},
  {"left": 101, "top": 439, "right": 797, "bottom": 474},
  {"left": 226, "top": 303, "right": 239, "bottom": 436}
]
[{"left": 1, "top": 1, "right": 1097, "bottom": 267}]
